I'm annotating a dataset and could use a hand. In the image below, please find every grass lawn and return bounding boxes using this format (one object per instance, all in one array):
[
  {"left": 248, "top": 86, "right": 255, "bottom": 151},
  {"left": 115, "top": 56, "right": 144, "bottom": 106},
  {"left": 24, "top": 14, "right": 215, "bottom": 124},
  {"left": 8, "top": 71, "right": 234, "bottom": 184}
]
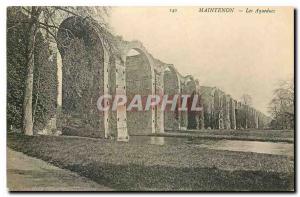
[{"left": 7, "top": 133, "right": 294, "bottom": 191}]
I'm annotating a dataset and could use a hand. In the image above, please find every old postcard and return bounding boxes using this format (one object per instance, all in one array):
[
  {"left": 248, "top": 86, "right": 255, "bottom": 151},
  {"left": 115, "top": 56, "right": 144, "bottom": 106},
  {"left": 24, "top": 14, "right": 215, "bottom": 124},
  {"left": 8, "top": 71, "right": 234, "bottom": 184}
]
[{"left": 7, "top": 6, "right": 294, "bottom": 191}]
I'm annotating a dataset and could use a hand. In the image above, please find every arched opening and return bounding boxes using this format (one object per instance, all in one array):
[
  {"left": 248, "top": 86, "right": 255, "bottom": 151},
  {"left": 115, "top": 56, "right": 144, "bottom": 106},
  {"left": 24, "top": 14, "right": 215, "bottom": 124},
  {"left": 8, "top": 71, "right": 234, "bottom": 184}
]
[
  {"left": 230, "top": 98, "right": 237, "bottom": 129},
  {"left": 181, "top": 76, "right": 198, "bottom": 130},
  {"left": 163, "top": 65, "right": 180, "bottom": 131},
  {"left": 199, "top": 86, "right": 216, "bottom": 129},
  {"left": 57, "top": 16, "right": 105, "bottom": 138},
  {"left": 235, "top": 101, "right": 242, "bottom": 129},
  {"left": 222, "top": 95, "right": 231, "bottom": 129},
  {"left": 240, "top": 104, "right": 247, "bottom": 129},
  {"left": 125, "top": 48, "right": 154, "bottom": 135},
  {"left": 213, "top": 89, "right": 222, "bottom": 129},
  {"left": 185, "top": 78, "right": 198, "bottom": 129}
]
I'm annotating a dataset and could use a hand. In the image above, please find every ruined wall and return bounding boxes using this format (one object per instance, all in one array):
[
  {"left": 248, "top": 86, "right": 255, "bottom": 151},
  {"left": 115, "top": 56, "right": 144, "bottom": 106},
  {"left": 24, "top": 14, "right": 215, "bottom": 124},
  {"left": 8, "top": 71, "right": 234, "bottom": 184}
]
[
  {"left": 222, "top": 95, "right": 231, "bottom": 129},
  {"left": 180, "top": 77, "right": 197, "bottom": 130},
  {"left": 107, "top": 56, "right": 117, "bottom": 138},
  {"left": 254, "top": 110, "right": 259, "bottom": 129},
  {"left": 196, "top": 87, "right": 205, "bottom": 130},
  {"left": 242, "top": 104, "right": 249, "bottom": 129},
  {"left": 199, "top": 86, "right": 215, "bottom": 129},
  {"left": 57, "top": 17, "right": 105, "bottom": 138},
  {"left": 114, "top": 56, "right": 128, "bottom": 141},
  {"left": 52, "top": 15, "right": 270, "bottom": 141},
  {"left": 10, "top": 7, "right": 272, "bottom": 139},
  {"left": 230, "top": 99, "right": 237, "bottom": 129},
  {"left": 235, "top": 102, "right": 243, "bottom": 129},
  {"left": 198, "top": 96, "right": 205, "bottom": 130},
  {"left": 213, "top": 89, "right": 224, "bottom": 129},
  {"left": 163, "top": 70, "right": 180, "bottom": 130},
  {"left": 126, "top": 54, "right": 152, "bottom": 135},
  {"left": 187, "top": 91, "right": 200, "bottom": 129},
  {"left": 248, "top": 108, "right": 254, "bottom": 128},
  {"left": 154, "top": 70, "right": 164, "bottom": 133}
]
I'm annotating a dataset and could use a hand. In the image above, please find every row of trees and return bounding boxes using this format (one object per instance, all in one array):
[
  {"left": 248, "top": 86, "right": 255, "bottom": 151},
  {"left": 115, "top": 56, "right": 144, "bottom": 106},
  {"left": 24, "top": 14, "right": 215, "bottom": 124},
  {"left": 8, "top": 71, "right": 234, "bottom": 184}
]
[
  {"left": 269, "top": 79, "right": 294, "bottom": 129},
  {"left": 239, "top": 81, "right": 295, "bottom": 130}
]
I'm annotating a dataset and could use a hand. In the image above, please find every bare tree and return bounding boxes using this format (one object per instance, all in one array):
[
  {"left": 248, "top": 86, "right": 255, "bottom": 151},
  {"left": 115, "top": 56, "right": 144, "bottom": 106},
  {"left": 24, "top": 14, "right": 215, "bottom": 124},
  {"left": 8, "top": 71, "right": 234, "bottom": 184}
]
[
  {"left": 240, "top": 94, "right": 253, "bottom": 106},
  {"left": 269, "top": 79, "right": 294, "bottom": 129},
  {"left": 22, "top": 7, "right": 42, "bottom": 135}
]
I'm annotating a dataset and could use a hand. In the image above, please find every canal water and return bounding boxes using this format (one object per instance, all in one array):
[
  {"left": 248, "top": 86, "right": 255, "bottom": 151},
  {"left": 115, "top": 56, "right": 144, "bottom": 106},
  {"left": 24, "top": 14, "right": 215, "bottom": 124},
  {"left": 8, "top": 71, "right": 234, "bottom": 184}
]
[{"left": 130, "top": 136, "right": 294, "bottom": 156}]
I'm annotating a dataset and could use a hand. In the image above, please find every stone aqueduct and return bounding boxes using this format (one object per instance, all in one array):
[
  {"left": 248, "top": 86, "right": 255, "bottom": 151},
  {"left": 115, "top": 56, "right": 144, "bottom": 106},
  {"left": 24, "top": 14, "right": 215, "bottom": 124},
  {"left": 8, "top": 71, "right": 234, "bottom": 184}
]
[{"left": 53, "top": 16, "right": 269, "bottom": 141}]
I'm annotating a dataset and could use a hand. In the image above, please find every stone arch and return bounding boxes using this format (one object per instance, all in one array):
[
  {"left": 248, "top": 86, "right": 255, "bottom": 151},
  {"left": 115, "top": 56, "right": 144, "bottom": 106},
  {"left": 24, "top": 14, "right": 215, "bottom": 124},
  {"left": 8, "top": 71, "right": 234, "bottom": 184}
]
[
  {"left": 119, "top": 40, "right": 156, "bottom": 136},
  {"left": 240, "top": 104, "right": 248, "bottom": 129},
  {"left": 213, "top": 89, "right": 224, "bottom": 129},
  {"left": 152, "top": 60, "right": 166, "bottom": 134},
  {"left": 57, "top": 16, "right": 109, "bottom": 138},
  {"left": 235, "top": 101, "right": 243, "bottom": 129},
  {"left": 249, "top": 107, "right": 256, "bottom": 129},
  {"left": 199, "top": 86, "right": 217, "bottom": 129},
  {"left": 254, "top": 110, "right": 259, "bottom": 129},
  {"left": 162, "top": 64, "right": 181, "bottom": 131},
  {"left": 222, "top": 95, "right": 231, "bottom": 129},
  {"left": 229, "top": 98, "right": 237, "bottom": 129},
  {"left": 181, "top": 75, "right": 198, "bottom": 130},
  {"left": 194, "top": 80, "right": 204, "bottom": 130}
]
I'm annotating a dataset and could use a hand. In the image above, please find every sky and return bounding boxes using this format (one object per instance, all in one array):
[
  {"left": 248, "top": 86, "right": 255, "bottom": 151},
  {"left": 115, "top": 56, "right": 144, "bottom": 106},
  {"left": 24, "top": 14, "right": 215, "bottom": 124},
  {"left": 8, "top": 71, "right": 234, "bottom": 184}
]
[{"left": 109, "top": 7, "right": 294, "bottom": 115}]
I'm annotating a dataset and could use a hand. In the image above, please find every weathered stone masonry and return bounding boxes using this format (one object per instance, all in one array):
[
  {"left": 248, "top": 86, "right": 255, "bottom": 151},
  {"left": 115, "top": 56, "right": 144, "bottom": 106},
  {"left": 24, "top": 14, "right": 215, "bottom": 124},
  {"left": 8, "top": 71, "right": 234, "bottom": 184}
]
[{"left": 53, "top": 16, "right": 269, "bottom": 141}]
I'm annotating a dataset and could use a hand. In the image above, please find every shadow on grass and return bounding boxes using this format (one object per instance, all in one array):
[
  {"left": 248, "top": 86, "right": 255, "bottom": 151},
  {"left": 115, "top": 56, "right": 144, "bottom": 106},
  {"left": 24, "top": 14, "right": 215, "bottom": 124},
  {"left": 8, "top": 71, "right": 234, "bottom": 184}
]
[{"left": 7, "top": 133, "right": 294, "bottom": 191}]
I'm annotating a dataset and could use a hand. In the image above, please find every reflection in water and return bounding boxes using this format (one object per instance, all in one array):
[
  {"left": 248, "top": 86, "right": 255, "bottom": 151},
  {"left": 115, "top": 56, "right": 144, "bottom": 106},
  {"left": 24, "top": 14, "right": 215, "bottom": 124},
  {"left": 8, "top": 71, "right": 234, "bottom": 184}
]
[
  {"left": 130, "top": 136, "right": 186, "bottom": 146},
  {"left": 150, "top": 136, "right": 165, "bottom": 145},
  {"left": 201, "top": 140, "right": 294, "bottom": 157},
  {"left": 130, "top": 136, "right": 293, "bottom": 156}
]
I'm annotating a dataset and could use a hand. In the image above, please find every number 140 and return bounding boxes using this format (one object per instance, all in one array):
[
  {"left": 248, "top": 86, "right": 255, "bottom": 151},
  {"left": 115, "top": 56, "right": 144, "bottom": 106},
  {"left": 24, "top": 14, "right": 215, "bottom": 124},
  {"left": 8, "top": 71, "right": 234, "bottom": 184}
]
[{"left": 169, "top": 9, "right": 178, "bottom": 13}]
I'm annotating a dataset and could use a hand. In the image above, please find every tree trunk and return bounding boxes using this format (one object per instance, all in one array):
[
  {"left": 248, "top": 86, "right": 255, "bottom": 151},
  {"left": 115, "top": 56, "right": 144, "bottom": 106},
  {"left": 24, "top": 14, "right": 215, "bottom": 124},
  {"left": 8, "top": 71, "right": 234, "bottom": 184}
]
[{"left": 22, "top": 7, "right": 41, "bottom": 135}]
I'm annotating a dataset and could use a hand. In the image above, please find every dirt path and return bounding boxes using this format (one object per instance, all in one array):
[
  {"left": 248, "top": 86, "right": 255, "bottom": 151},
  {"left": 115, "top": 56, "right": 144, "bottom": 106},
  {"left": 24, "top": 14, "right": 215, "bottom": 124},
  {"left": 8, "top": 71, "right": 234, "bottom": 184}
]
[{"left": 7, "top": 148, "right": 113, "bottom": 191}]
